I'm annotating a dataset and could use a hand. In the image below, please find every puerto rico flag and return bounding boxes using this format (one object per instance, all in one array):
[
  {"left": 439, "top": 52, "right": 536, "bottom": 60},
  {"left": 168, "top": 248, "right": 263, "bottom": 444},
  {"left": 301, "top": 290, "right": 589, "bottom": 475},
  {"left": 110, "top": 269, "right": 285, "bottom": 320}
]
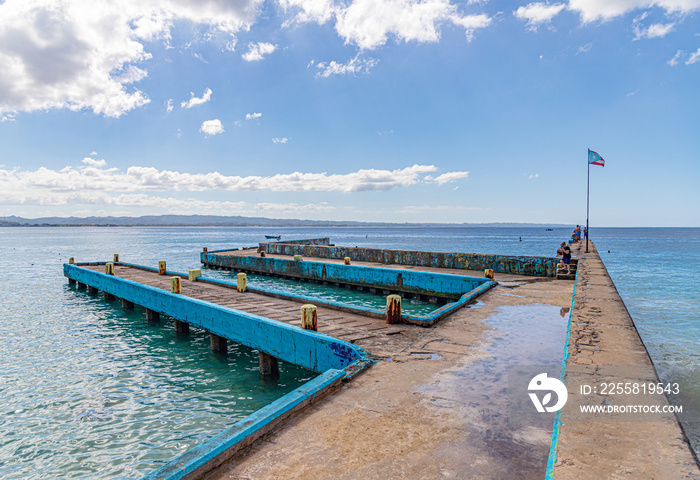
[{"left": 588, "top": 149, "right": 605, "bottom": 167}]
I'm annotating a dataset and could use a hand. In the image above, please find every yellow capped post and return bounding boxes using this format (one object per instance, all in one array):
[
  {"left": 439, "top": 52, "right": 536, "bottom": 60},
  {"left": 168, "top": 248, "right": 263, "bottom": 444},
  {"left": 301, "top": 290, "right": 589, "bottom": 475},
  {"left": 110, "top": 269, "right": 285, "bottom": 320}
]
[
  {"left": 105, "top": 262, "right": 114, "bottom": 275},
  {"left": 237, "top": 273, "right": 247, "bottom": 292},
  {"left": 158, "top": 261, "right": 166, "bottom": 275},
  {"left": 171, "top": 276, "right": 181, "bottom": 294},
  {"left": 188, "top": 269, "right": 202, "bottom": 281}
]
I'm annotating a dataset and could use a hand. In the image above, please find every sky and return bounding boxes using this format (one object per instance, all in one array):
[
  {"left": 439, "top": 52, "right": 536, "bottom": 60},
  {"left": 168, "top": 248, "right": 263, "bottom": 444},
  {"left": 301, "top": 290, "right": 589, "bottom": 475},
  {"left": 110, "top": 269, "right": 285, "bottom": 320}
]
[{"left": 0, "top": 0, "right": 698, "bottom": 227}]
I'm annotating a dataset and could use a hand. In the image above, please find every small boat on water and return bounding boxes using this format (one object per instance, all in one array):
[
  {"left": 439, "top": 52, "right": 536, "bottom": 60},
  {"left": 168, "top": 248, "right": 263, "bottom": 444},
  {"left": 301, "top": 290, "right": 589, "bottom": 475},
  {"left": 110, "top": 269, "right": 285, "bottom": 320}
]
[
  {"left": 265, "top": 235, "right": 281, "bottom": 240},
  {"left": 545, "top": 228, "right": 554, "bottom": 231}
]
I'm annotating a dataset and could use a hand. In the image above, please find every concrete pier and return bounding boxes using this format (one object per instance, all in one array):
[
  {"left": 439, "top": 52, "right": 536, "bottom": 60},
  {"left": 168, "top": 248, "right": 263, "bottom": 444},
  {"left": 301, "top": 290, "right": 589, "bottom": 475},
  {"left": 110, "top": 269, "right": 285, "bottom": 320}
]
[{"left": 551, "top": 241, "right": 699, "bottom": 478}]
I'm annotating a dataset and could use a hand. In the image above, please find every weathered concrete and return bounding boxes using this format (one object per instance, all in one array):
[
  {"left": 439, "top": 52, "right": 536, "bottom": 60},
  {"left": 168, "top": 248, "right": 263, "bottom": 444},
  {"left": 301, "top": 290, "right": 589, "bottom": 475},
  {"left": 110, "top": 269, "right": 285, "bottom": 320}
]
[
  {"left": 550, "top": 241, "right": 699, "bottom": 479},
  {"left": 260, "top": 242, "right": 559, "bottom": 277},
  {"left": 203, "top": 271, "right": 575, "bottom": 480}
]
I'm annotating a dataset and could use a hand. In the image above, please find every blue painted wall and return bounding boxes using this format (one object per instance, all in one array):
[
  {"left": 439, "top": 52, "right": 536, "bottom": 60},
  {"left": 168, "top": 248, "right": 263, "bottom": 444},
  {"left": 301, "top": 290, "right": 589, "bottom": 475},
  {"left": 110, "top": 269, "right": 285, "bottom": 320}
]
[
  {"left": 63, "top": 264, "right": 371, "bottom": 374},
  {"left": 201, "top": 254, "right": 490, "bottom": 299}
]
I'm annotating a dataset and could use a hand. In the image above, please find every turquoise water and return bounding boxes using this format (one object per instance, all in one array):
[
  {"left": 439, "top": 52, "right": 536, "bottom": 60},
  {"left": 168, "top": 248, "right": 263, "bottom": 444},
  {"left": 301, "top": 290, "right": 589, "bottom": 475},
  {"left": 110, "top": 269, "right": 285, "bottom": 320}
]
[
  {"left": 0, "top": 229, "right": 318, "bottom": 479},
  {"left": 1, "top": 226, "right": 697, "bottom": 478},
  {"left": 594, "top": 228, "right": 700, "bottom": 453},
  {"left": 204, "top": 269, "right": 440, "bottom": 317}
]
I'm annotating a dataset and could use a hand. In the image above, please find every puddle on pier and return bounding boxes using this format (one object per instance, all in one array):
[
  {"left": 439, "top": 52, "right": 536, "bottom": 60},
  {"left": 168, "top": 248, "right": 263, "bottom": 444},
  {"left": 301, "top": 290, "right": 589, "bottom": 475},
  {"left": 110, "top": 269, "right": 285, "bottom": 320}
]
[{"left": 420, "top": 304, "right": 569, "bottom": 479}]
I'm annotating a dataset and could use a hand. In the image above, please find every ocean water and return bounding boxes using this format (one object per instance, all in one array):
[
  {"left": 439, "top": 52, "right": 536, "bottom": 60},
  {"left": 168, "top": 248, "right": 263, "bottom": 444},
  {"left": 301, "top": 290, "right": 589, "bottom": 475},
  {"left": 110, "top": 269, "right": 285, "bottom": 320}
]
[{"left": 0, "top": 225, "right": 697, "bottom": 478}]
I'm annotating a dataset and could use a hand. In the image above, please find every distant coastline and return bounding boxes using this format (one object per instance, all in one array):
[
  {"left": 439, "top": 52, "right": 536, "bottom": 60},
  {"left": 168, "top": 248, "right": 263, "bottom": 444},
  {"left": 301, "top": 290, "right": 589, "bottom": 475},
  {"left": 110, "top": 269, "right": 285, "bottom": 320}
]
[{"left": 0, "top": 214, "right": 569, "bottom": 229}]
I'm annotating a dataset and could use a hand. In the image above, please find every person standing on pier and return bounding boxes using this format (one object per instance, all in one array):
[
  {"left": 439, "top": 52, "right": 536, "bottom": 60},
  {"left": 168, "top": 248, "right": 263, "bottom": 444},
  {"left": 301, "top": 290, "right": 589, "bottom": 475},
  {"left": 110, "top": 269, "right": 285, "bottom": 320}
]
[{"left": 560, "top": 241, "right": 572, "bottom": 274}]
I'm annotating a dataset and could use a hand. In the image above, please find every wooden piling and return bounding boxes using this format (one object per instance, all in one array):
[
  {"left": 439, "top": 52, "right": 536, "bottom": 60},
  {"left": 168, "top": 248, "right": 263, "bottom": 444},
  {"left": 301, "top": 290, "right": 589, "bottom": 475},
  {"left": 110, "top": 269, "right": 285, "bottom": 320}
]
[
  {"left": 68, "top": 278, "right": 76, "bottom": 285},
  {"left": 301, "top": 304, "right": 317, "bottom": 331},
  {"left": 259, "top": 352, "right": 279, "bottom": 377},
  {"left": 386, "top": 294, "right": 402, "bottom": 324},
  {"left": 175, "top": 319, "right": 189, "bottom": 334},
  {"left": 158, "top": 261, "right": 166, "bottom": 275},
  {"left": 210, "top": 333, "right": 227, "bottom": 352},
  {"left": 146, "top": 308, "right": 160, "bottom": 322},
  {"left": 104, "top": 291, "right": 115, "bottom": 301},
  {"left": 237, "top": 273, "right": 247, "bottom": 293},
  {"left": 86, "top": 285, "right": 96, "bottom": 293},
  {"left": 121, "top": 299, "right": 134, "bottom": 310}
]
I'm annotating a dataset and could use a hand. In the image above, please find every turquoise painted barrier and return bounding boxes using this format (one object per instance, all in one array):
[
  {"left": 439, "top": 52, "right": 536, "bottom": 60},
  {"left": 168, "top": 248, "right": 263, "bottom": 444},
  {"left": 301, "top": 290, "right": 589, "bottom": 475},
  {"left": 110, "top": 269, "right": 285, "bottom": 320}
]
[
  {"left": 201, "top": 253, "right": 490, "bottom": 299},
  {"left": 63, "top": 263, "right": 374, "bottom": 479},
  {"left": 260, "top": 243, "right": 560, "bottom": 277},
  {"left": 63, "top": 263, "right": 370, "bottom": 373}
]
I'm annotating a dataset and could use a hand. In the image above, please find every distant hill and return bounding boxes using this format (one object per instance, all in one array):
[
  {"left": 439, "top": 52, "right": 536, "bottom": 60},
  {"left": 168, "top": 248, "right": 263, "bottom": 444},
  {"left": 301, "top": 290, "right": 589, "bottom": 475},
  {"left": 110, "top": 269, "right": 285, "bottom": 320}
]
[{"left": 0, "top": 214, "right": 570, "bottom": 228}]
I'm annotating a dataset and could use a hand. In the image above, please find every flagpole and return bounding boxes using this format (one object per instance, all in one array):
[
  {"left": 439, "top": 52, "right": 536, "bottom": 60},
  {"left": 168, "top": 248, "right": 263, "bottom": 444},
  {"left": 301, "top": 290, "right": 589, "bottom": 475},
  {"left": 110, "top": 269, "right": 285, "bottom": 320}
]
[{"left": 586, "top": 148, "right": 590, "bottom": 253}]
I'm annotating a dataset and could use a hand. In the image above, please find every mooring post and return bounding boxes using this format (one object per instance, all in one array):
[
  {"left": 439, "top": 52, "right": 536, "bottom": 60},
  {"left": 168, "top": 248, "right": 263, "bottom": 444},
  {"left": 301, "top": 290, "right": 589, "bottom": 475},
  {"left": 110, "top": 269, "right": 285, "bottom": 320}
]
[
  {"left": 203, "top": 247, "right": 208, "bottom": 253},
  {"left": 105, "top": 262, "right": 114, "bottom": 275},
  {"left": 169, "top": 277, "right": 188, "bottom": 332},
  {"left": 113, "top": 254, "right": 119, "bottom": 262},
  {"left": 344, "top": 257, "right": 351, "bottom": 265},
  {"left": 170, "top": 276, "right": 181, "bottom": 294},
  {"left": 210, "top": 333, "right": 227, "bottom": 352},
  {"left": 301, "top": 304, "right": 317, "bottom": 331},
  {"left": 484, "top": 269, "right": 494, "bottom": 280},
  {"left": 259, "top": 351, "right": 279, "bottom": 377},
  {"left": 188, "top": 269, "right": 202, "bottom": 281},
  {"left": 293, "top": 255, "right": 303, "bottom": 261},
  {"left": 237, "top": 273, "right": 247, "bottom": 292},
  {"left": 259, "top": 251, "right": 266, "bottom": 257},
  {"left": 69, "top": 257, "right": 74, "bottom": 264},
  {"left": 386, "top": 294, "right": 402, "bottom": 324},
  {"left": 146, "top": 309, "right": 160, "bottom": 322},
  {"left": 158, "top": 261, "right": 166, "bottom": 275}
]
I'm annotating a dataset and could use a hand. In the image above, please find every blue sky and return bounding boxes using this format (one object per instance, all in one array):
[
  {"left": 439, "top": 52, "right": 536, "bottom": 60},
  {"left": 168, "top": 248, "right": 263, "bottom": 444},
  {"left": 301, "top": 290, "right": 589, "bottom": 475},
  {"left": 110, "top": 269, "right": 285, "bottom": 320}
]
[{"left": 0, "top": 0, "right": 698, "bottom": 227}]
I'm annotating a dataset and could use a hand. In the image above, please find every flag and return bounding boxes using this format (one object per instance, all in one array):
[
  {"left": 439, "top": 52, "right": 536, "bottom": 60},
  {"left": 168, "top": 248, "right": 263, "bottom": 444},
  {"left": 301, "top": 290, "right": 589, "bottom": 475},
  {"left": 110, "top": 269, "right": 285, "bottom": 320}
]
[{"left": 588, "top": 149, "right": 605, "bottom": 167}]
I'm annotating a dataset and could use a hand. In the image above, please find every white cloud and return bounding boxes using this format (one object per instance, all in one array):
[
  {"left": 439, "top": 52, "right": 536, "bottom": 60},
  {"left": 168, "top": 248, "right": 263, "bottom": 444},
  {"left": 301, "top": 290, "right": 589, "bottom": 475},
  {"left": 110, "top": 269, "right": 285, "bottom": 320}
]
[
  {"left": 284, "top": 0, "right": 492, "bottom": 50},
  {"left": 0, "top": 163, "right": 470, "bottom": 195},
  {"left": 181, "top": 88, "right": 212, "bottom": 109},
  {"left": 514, "top": 2, "right": 566, "bottom": 31},
  {"left": 668, "top": 49, "right": 683, "bottom": 66},
  {"left": 242, "top": 42, "right": 277, "bottom": 61},
  {"left": 576, "top": 42, "right": 593, "bottom": 55},
  {"left": 246, "top": 112, "right": 262, "bottom": 120},
  {"left": 82, "top": 157, "right": 107, "bottom": 167},
  {"left": 634, "top": 22, "right": 675, "bottom": 40},
  {"left": 272, "top": 137, "right": 289, "bottom": 143},
  {"left": 200, "top": 119, "right": 224, "bottom": 136},
  {"left": 90, "top": 151, "right": 98, "bottom": 156},
  {"left": 424, "top": 171, "right": 469, "bottom": 185},
  {"left": 529, "top": 173, "right": 539, "bottom": 179},
  {"left": 166, "top": 99, "right": 174, "bottom": 113},
  {"left": 568, "top": 0, "right": 700, "bottom": 23},
  {"left": 1, "top": 113, "right": 16, "bottom": 122},
  {"left": 315, "top": 55, "right": 378, "bottom": 77},
  {"left": 0, "top": 0, "right": 263, "bottom": 118},
  {"left": 686, "top": 47, "right": 700, "bottom": 65}
]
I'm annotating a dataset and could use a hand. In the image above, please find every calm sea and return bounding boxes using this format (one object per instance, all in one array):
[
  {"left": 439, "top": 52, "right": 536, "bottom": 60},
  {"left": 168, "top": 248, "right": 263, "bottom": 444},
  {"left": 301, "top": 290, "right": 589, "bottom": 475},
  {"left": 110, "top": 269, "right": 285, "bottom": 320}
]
[{"left": 0, "top": 226, "right": 697, "bottom": 477}]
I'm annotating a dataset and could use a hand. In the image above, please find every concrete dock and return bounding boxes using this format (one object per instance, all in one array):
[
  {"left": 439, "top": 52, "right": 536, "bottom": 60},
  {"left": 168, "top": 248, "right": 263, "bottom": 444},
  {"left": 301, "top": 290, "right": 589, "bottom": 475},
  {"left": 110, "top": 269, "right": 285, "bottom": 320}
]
[{"left": 66, "top": 242, "right": 699, "bottom": 479}]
